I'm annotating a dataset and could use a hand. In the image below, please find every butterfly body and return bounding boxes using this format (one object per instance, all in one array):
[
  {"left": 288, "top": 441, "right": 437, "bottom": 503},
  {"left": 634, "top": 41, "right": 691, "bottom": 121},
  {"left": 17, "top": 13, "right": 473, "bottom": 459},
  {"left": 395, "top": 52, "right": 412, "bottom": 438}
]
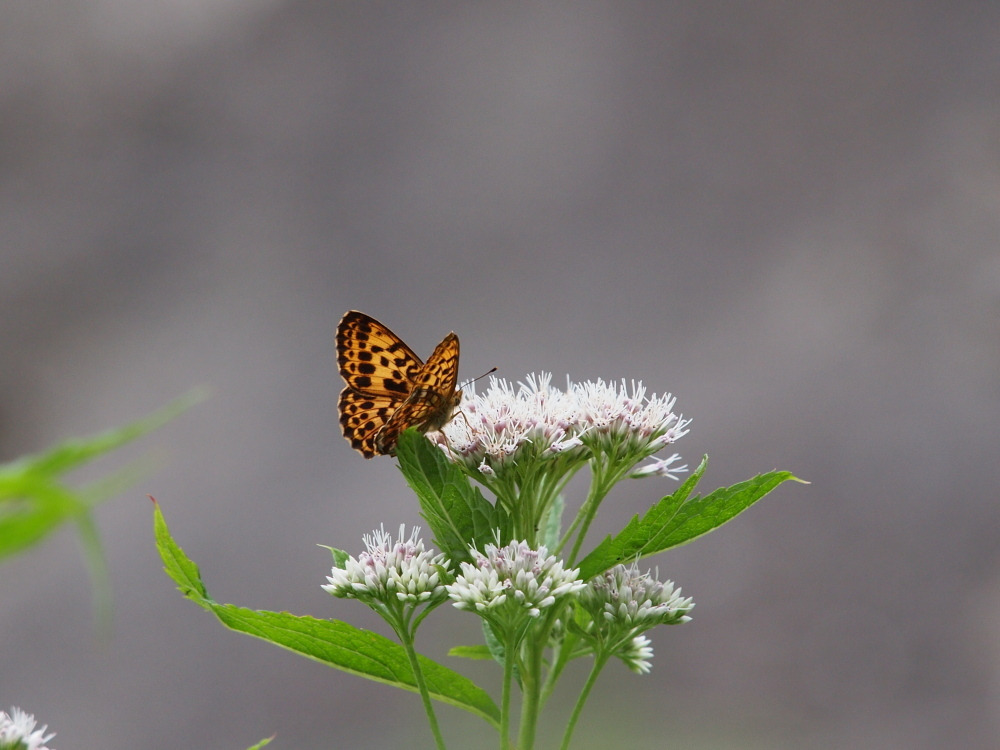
[{"left": 336, "top": 311, "right": 461, "bottom": 458}]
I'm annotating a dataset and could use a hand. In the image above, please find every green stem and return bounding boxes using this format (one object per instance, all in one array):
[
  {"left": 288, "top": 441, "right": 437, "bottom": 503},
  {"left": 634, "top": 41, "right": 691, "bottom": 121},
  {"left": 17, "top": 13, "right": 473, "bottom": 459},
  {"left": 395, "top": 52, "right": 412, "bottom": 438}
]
[
  {"left": 554, "top": 502, "right": 586, "bottom": 557},
  {"left": 517, "top": 634, "right": 545, "bottom": 750},
  {"left": 540, "top": 630, "right": 579, "bottom": 708},
  {"left": 500, "top": 632, "right": 518, "bottom": 750},
  {"left": 75, "top": 510, "right": 113, "bottom": 639},
  {"left": 558, "top": 652, "right": 610, "bottom": 750},
  {"left": 567, "top": 454, "right": 639, "bottom": 565},
  {"left": 400, "top": 629, "right": 448, "bottom": 750},
  {"left": 567, "top": 472, "right": 611, "bottom": 566},
  {"left": 556, "top": 459, "right": 605, "bottom": 560}
]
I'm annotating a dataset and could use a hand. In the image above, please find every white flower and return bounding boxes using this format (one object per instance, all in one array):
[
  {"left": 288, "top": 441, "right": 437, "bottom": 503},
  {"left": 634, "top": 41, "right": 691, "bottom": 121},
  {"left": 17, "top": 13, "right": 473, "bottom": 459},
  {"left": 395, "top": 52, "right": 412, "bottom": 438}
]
[
  {"left": 447, "top": 540, "right": 586, "bottom": 620},
  {"left": 438, "top": 373, "right": 582, "bottom": 469},
  {"left": 572, "top": 378, "right": 690, "bottom": 455},
  {"left": 581, "top": 563, "right": 694, "bottom": 629},
  {"left": 0, "top": 708, "right": 55, "bottom": 750},
  {"left": 618, "top": 634, "right": 655, "bottom": 674},
  {"left": 323, "top": 525, "right": 449, "bottom": 605},
  {"left": 437, "top": 373, "right": 689, "bottom": 478},
  {"left": 629, "top": 453, "right": 688, "bottom": 480}
]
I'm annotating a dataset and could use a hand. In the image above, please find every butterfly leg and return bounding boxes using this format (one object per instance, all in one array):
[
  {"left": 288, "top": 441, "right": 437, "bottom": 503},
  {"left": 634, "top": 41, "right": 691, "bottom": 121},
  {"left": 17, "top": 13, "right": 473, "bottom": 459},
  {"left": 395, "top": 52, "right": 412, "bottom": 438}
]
[{"left": 437, "top": 429, "right": 456, "bottom": 457}]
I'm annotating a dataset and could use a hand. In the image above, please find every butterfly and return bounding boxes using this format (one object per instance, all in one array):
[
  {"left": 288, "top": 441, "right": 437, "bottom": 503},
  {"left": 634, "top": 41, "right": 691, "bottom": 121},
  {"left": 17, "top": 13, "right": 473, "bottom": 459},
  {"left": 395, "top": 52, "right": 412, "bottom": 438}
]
[{"left": 336, "top": 310, "right": 462, "bottom": 458}]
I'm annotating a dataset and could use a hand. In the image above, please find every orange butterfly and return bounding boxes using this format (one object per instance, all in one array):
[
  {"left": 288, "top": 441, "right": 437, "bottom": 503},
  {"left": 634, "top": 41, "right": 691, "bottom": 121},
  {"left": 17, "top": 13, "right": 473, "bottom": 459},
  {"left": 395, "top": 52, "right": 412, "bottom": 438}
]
[{"left": 336, "top": 311, "right": 462, "bottom": 458}]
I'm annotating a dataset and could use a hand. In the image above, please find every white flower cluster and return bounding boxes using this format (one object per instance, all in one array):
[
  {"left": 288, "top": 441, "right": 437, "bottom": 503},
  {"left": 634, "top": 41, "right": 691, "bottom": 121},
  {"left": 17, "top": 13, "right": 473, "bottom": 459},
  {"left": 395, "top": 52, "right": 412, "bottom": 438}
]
[
  {"left": 447, "top": 540, "right": 586, "bottom": 619},
  {"left": 437, "top": 373, "right": 690, "bottom": 476},
  {"left": 323, "top": 525, "right": 449, "bottom": 605},
  {"left": 581, "top": 563, "right": 694, "bottom": 629},
  {"left": 0, "top": 708, "right": 55, "bottom": 750},
  {"left": 573, "top": 379, "right": 687, "bottom": 453}
]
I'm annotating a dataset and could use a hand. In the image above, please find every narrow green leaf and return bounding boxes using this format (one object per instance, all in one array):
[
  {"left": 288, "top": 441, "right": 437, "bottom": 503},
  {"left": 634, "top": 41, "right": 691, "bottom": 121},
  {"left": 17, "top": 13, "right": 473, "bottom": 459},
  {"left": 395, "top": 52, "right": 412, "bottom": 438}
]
[
  {"left": 0, "top": 389, "right": 205, "bottom": 480},
  {"left": 0, "top": 481, "right": 85, "bottom": 561},
  {"left": 0, "top": 458, "right": 150, "bottom": 564},
  {"left": 579, "top": 459, "right": 799, "bottom": 579},
  {"left": 449, "top": 645, "right": 494, "bottom": 660},
  {"left": 541, "top": 495, "right": 565, "bottom": 551},
  {"left": 244, "top": 738, "right": 273, "bottom": 750},
  {"left": 0, "top": 391, "right": 202, "bottom": 562},
  {"left": 396, "top": 429, "right": 508, "bottom": 564},
  {"left": 154, "top": 502, "right": 500, "bottom": 727}
]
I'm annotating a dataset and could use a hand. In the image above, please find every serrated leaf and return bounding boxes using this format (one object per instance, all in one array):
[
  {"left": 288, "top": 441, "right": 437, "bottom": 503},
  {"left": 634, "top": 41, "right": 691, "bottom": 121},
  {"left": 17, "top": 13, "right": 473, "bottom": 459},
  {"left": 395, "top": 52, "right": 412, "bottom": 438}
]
[
  {"left": 448, "top": 645, "right": 494, "bottom": 660},
  {"left": 153, "top": 500, "right": 211, "bottom": 608},
  {"left": 579, "top": 458, "right": 798, "bottom": 579},
  {"left": 154, "top": 502, "right": 500, "bottom": 728},
  {"left": 396, "top": 430, "right": 509, "bottom": 564}
]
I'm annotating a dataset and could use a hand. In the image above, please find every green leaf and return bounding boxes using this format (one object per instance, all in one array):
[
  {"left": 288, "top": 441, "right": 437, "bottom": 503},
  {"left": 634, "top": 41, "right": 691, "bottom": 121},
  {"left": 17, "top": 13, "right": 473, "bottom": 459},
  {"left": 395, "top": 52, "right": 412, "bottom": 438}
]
[
  {"left": 0, "top": 481, "right": 85, "bottom": 560},
  {"left": 448, "top": 645, "right": 494, "bottom": 660},
  {"left": 396, "top": 429, "right": 509, "bottom": 564},
  {"left": 318, "top": 545, "right": 350, "bottom": 569},
  {"left": 482, "top": 619, "right": 505, "bottom": 663},
  {"left": 244, "top": 737, "right": 274, "bottom": 750},
  {"left": 578, "top": 457, "right": 800, "bottom": 579},
  {"left": 0, "top": 391, "right": 203, "bottom": 561},
  {"left": 153, "top": 499, "right": 211, "bottom": 608},
  {"left": 0, "top": 389, "right": 205, "bottom": 480},
  {"left": 154, "top": 502, "right": 500, "bottom": 728},
  {"left": 541, "top": 495, "right": 565, "bottom": 551}
]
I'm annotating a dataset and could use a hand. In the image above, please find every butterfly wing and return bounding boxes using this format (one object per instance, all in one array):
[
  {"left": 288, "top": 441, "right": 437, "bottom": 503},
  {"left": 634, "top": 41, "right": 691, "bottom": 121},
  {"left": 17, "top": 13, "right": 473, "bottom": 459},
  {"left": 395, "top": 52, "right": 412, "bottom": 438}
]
[
  {"left": 338, "top": 390, "right": 405, "bottom": 458},
  {"left": 336, "top": 310, "right": 423, "bottom": 396},
  {"left": 336, "top": 311, "right": 425, "bottom": 458},
  {"left": 375, "top": 332, "right": 461, "bottom": 456}
]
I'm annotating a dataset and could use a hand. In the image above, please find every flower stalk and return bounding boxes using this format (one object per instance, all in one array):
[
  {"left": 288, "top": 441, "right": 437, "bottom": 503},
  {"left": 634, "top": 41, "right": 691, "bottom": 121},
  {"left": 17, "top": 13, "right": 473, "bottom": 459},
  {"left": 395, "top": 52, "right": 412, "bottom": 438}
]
[
  {"left": 322, "top": 525, "right": 452, "bottom": 750},
  {"left": 558, "top": 652, "right": 610, "bottom": 750}
]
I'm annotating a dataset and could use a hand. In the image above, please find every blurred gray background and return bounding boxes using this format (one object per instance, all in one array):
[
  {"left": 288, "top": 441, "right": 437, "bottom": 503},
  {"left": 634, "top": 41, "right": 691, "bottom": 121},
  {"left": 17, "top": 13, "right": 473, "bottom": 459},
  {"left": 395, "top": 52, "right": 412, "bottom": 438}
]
[{"left": 1, "top": 2, "right": 999, "bottom": 749}]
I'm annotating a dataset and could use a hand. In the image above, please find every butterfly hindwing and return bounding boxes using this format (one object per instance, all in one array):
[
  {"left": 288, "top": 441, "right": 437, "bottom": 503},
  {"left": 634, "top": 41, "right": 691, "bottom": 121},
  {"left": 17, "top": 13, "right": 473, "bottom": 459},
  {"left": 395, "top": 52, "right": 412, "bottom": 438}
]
[{"left": 338, "top": 389, "right": 406, "bottom": 458}]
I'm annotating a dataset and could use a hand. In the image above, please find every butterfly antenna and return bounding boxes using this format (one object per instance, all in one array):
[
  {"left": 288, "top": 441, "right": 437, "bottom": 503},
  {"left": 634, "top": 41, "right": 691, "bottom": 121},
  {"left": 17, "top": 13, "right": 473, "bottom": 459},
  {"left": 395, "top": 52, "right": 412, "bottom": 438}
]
[{"left": 460, "top": 366, "right": 497, "bottom": 391}]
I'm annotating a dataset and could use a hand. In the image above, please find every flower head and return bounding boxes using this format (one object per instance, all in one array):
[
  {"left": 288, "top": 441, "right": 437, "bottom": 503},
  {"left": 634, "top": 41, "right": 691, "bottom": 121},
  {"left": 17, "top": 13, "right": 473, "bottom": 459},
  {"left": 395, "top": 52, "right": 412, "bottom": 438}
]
[
  {"left": 323, "top": 525, "right": 450, "bottom": 606},
  {"left": 581, "top": 563, "right": 694, "bottom": 630},
  {"left": 447, "top": 540, "right": 586, "bottom": 624},
  {"left": 437, "top": 373, "right": 582, "bottom": 468},
  {"left": 572, "top": 378, "right": 688, "bottom": 455},
  {"left": 0, "top": 708, "right": 55, "bottom": 750},
  {"left": 437, "top": 373, "right": 689, "bottom": 479}
]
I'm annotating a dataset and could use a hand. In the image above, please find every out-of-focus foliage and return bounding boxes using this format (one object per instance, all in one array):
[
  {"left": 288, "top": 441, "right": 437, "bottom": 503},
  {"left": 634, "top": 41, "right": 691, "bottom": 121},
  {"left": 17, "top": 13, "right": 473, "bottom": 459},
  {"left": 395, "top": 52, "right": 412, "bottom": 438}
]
[{"left": 0, "top": 391, "right": 202, "bottom": 627}]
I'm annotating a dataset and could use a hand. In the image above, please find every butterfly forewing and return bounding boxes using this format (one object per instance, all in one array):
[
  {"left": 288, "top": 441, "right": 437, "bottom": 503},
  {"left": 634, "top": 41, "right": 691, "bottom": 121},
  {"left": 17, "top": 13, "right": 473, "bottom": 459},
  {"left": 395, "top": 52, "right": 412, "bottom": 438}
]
[
  {"left": 336, "top": 310, "right": 424, "bottom": 396},
  {"left": 374, "top": 333, "right": 462, "bottom": 455},
  {"left": 336, "top": 311, "right": 461, "bottom": 458}
]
